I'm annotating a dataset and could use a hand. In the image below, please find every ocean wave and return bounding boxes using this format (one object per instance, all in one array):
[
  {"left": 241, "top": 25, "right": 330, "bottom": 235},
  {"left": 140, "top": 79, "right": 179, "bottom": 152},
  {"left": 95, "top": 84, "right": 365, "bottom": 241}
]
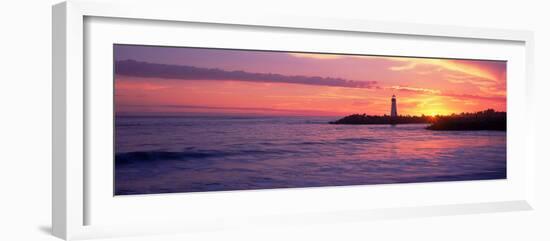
[
  {"left": 115, "top": 150, "right": 224, "bottom": 164},
  {"left": 115, "top": 148, "right": 288, "bottom": 164},
  {"left": 337, "top": 137, "right": 380, "bottom": 143},
  {"left": 296, "top": 141, "right": 328, "bottom": 145}
]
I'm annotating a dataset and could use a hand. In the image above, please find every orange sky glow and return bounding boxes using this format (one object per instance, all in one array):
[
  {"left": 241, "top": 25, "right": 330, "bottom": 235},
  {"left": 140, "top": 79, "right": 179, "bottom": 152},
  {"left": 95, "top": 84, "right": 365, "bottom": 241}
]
[{"left": 114, "top": 45, "right": 506, "bottom": 117}]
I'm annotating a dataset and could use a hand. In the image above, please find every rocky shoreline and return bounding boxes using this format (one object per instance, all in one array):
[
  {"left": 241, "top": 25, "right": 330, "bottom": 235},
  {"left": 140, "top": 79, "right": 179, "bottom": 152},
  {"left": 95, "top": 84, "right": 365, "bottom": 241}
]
[{"left": 330, "top": 109, "right": 506, "bottom": 131}]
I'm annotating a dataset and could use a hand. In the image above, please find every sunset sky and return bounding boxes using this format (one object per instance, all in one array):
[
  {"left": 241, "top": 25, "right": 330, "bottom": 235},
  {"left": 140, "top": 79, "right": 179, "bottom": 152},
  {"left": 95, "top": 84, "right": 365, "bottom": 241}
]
[{"left": 114, "top": 44, "right": 506, "bottom": 117}]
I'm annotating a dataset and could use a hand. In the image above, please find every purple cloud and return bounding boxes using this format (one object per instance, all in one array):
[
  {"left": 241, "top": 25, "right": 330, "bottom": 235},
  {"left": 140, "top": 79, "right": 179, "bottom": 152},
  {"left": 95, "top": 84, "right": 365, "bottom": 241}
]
[{"left": 115, "top": 60, "right": 378, "bottom": 89}]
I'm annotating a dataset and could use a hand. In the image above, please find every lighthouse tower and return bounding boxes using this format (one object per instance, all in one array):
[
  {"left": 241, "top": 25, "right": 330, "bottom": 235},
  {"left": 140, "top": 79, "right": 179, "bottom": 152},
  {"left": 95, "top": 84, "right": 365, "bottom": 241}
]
[{"left": 391, "top": 95, "right": 398, "bottom": 118}]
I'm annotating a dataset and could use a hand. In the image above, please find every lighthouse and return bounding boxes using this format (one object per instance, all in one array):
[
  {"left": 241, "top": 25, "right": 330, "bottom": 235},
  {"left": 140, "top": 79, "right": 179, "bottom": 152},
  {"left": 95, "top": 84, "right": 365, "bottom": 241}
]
[{"left": 391, "top": 95, "right": 398, "bottom": 118}]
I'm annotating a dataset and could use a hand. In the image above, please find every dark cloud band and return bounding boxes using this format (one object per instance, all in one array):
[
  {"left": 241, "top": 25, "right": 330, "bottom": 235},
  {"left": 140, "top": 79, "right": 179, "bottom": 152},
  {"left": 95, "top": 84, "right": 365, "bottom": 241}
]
[{"left": 115, "top": 60, "right": 378, "bottom": 89}]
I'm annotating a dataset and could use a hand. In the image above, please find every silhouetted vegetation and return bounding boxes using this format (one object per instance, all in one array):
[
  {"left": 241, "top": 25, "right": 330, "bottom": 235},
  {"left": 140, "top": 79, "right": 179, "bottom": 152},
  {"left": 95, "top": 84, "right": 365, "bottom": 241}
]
[
  {"left": 329, "top": 114, "right": 430, "bottom": 125},
  {"left": 426, "top": 109, "right": 506, "bottom": 131},
  {"left": 330, "top": 109, "right": 506, "bottom": 131}
]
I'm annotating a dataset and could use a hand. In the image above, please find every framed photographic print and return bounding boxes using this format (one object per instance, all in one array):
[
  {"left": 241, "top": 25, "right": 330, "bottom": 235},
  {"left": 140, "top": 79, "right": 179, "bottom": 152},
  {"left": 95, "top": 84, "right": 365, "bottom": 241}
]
[
  {"left": 52, "top": 0, "right": 535, "bottom": 240},
  {"left": 113, "top": 45, "right": 508, "bottom": 195}
]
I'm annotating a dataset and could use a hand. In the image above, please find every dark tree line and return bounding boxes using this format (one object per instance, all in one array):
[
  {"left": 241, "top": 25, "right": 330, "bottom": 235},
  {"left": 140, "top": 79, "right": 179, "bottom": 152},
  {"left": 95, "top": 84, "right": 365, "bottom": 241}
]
[{"left": 330, "top": 109, "right": 506, "bottom": 131}]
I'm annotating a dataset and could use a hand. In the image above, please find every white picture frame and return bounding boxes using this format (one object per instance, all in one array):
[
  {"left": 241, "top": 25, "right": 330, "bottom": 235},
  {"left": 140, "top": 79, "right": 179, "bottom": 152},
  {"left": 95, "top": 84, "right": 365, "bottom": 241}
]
[{"left": 52, "top": 0, "right": 535, "bottom": 240}]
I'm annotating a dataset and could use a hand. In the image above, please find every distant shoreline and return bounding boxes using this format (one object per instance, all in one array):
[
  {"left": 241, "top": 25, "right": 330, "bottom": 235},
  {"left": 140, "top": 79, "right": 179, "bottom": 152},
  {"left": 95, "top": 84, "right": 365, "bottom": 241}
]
[{"left": 330, "top": 109, "right": 506, "bottom": 131}]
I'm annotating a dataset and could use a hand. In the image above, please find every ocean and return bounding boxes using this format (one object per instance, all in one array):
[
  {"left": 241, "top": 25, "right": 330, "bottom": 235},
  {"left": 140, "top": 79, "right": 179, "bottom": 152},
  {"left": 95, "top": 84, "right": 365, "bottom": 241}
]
[{"left": 114, "top": 115, "right": 506, "bottom": 195}]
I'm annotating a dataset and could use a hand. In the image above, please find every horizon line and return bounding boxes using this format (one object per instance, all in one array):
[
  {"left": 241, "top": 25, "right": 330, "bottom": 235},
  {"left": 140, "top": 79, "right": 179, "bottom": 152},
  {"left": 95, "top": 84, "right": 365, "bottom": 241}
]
[{"left": 115, "top": 108, "right": 507, "bottom": 118}]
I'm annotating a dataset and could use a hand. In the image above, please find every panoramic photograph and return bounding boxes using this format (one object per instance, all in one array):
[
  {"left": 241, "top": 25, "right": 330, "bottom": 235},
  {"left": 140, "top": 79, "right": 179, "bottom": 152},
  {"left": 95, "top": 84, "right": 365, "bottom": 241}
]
[{"left": 114, "top": 44, "right": 507, "bottom": 195}]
